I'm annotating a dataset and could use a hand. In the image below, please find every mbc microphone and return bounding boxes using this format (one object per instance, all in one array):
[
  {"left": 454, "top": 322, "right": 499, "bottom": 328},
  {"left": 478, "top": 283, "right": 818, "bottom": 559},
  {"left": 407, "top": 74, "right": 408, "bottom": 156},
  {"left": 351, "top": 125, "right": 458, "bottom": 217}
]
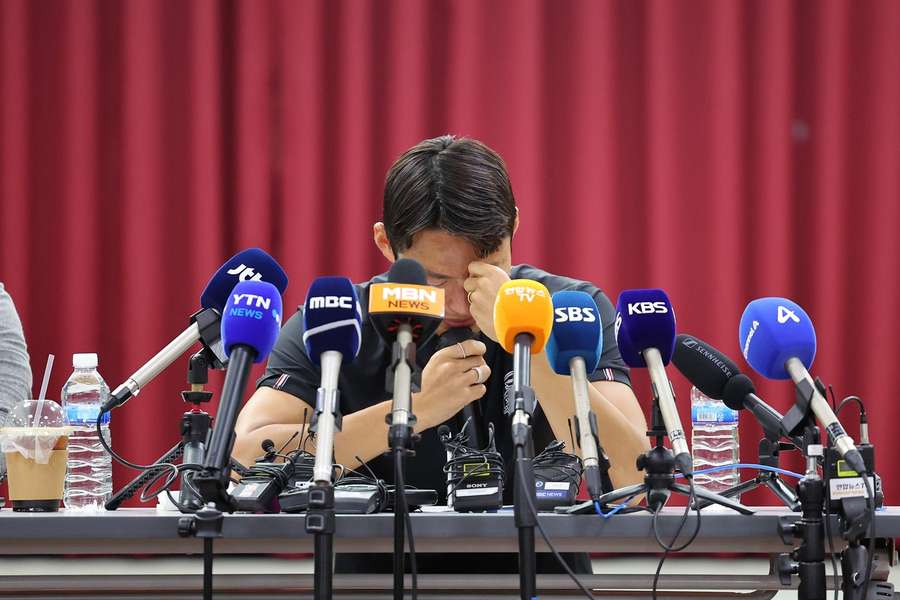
[
  {"left": 545, "top": 291, "right": 609, "bottom": 500},
  {"left": 200, "top": 280, "right": 283, "bottom": 489},
  {"left": 615, "top": 289, "right": 692, "bottom": 476},
  {"left": 368, "top": 259, "right": 444, "bottom": 441},
  {"left": 105, "top": 247, "right": 288, "bottom": 412},
  {"left": 740, "top": 297, "right": 866, "bottom": 475},
  {"left": 302, "top": 276, "right": 362, "bottom": 484},
  {"left": 672, "top": 333, "right": 801, "bottom": 448},
  {"left": 436, "top": 327, "right": 484, "bottom": 449}
]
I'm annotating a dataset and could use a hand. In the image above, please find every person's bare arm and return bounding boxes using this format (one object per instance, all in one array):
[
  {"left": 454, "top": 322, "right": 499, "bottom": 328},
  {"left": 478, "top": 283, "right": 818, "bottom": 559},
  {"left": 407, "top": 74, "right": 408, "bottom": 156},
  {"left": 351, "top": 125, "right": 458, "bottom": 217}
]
[
  {"left": 530, "top": 352, "right": 649, "bottom": 489},
  {"left": 233, "top": 339, "right": 490, "bottom": 470}
]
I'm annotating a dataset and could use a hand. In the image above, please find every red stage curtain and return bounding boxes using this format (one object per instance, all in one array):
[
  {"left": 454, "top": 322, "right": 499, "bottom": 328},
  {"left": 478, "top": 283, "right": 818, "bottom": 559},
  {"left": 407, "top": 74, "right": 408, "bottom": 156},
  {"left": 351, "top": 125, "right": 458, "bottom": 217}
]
[{"left": 2, "top": 0, "right": 898, "bottom": 505}]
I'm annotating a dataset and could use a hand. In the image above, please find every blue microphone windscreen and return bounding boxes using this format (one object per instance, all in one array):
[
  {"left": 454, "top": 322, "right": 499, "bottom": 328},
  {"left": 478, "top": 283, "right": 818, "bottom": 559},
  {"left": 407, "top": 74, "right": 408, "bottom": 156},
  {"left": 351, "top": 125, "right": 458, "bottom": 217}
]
[
  {"left": 200, "top": 248, "right": 289, "bottom": 311},
  {"left": 614, "top": 289, "right": 676, "bottom": 367},
  {"left": 739, "top": 297, "right": 816, "bottom": 380},
  {"left": 221, "top": 280, "right": 283, "bottom": 363},
  {"left": 302, "top": 276, "right": 363, "bottom": 366},
  {"left": 545, "top": 291, "right": 603, "bottom": 375}
]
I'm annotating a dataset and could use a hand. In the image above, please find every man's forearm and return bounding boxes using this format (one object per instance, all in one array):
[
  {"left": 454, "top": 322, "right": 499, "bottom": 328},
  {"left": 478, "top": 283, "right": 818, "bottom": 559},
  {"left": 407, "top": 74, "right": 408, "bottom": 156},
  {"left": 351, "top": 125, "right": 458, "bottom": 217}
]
[{"left": 531, "top": 355, "right": 648, "bottom": 489}]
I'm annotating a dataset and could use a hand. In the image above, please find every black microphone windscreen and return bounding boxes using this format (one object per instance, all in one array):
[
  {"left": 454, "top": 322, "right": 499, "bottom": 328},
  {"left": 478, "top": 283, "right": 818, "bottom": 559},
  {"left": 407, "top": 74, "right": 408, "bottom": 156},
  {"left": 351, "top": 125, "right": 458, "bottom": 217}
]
[
  {"left": 388, "top": 258, "right": 427, "bottom": 285},
  {"left": 261, "top": 439, "right": 275, "bottom": 453},
  {"left": 438, "top": 424, "right": 452, "bottom": 442},
  {"left": 722, "top": 373, "right": 757, "bottom": 412},
  {"left": 672, "top": 334, "right": 741, "bottom": 400},
  {"left": 437, "top": 327, "right": 475, "bottom": 350}
]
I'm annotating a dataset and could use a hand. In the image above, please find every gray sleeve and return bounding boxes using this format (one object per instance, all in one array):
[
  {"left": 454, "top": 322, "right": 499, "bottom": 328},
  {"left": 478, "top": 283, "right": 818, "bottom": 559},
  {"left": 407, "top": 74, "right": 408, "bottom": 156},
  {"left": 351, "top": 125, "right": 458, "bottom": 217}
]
[{"left": 0, "top": 283, "right": 32, "bottom": 475}]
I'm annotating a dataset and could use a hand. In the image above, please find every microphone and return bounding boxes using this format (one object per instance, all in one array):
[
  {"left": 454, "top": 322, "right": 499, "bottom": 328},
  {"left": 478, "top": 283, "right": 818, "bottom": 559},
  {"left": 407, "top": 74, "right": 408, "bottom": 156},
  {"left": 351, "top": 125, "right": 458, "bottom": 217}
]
[
  {"left": 368, "top": 259, "right": 444, "bottom": 439},
  {"left": 436, "top": 327, "right": 483, "bottom": 449},
  {"left": 493, "top": 279, "right": 553, "bottom": 600},
  {"left": 615, "top": 288, "right": 692, "bottom": 475},
  {"left": 740, "top": 297, "right": 867, "bottom": 475},
  {"left": 545, "top": 290, "right": 609, "bottom": 500},
  {"left": 198, "top": 280, "right": 283, "bottom": 495},
  {"left": 105, "top": 248, "right": 288, "bottom": 412},
  {"left": 302, "top": 276, "right": 362, "bottom": 484},
  {"left": 672, "top": 333, "right": 802, "bottom": 448}
]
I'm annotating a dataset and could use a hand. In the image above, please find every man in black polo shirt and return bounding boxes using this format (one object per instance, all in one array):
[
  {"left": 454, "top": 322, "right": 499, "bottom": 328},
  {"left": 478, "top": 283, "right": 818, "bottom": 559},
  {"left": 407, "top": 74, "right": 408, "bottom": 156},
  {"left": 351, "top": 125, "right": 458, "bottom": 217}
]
[{"left": 234, "top": 135, "right": 649, "bottom": 573}]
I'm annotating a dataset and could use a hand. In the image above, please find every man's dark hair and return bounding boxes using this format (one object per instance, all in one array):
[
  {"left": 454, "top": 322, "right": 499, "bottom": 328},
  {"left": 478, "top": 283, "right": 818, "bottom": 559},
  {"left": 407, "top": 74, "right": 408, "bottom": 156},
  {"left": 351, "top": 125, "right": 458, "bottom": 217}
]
[{"left": 383, "top": 135, "right": 517, "bottom": 258}]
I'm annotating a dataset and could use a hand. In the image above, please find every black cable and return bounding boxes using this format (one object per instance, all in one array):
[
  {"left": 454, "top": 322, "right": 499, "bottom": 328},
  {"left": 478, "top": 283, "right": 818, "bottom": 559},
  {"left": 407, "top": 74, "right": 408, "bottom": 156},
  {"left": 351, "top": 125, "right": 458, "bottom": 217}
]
[
  {"left": 651, "top": 477, "right": 702, "bottom": 600},
  {"left": 532, "top": 440, "right": 583, "bottom": 486},
  {"left": 394, "top": 449, "right": 417, "bottom": 600},
  {"left": 823, "top": 487, "right": 839, "bottom": 600},
  {"left": 862, "top": 475, "right": 876, "bottom": 597},
  {"left": 441, "top": 423, "right": 505, "bottom": 500},
  {"left": 517, "top": 460, "right": 595, "bottom": 600},
  {"left": 835, "top": 395, "right": 866, "bottom": 419}
]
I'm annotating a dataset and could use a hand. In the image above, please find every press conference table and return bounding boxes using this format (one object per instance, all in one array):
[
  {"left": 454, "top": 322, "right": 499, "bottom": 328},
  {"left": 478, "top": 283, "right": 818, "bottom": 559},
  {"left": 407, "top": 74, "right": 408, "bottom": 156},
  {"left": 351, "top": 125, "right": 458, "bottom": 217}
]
[{"left": 0, "top": 507, "right": 898, "bottom": 599}]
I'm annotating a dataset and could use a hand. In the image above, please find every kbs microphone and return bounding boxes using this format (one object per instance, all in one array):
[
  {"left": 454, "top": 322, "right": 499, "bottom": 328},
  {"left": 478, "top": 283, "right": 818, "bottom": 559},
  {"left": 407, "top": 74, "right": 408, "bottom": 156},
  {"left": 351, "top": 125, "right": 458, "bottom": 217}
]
[
  {"left": 104, "top": 248, "right": 288, "bottom": 412},
  {"left": 493, "top": 279, "right": 553, "bottom": 600},
  {"left": 198, "top": 280, "right": 283, "bottom": 497},
  {"left": 615, "top": 289, "right": 692, "bottom": 476},
  {"left": 672, "top": 333, "right": 801, "bottom": 448},
  {"left": 545, "top": 290, "right": 609, "bottom": 500},
  {"left": 740, "top": 297, "right": 867, "bottom": 475},
  {"left": 302, "top": 277, "right": 362, "bottom": 484},
  {"left": 436, "top": 327, "right": 483, "bottom": 449},
  {"left": 368, "top": 259, "right": 444, "bottom": 438}
]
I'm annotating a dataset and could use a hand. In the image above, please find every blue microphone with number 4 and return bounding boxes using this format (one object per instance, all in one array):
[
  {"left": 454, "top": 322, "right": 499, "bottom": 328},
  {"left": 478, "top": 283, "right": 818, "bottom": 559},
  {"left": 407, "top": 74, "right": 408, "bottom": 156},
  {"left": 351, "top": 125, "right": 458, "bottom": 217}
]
[{"left": 740, "top": 297, "right": 866, "bottom": 475}]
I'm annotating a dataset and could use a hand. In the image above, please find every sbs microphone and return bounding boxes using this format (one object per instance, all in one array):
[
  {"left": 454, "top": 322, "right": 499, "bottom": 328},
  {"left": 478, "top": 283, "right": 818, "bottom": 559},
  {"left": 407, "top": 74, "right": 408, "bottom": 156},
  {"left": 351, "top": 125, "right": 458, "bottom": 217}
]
[
  {"left": 436, "top": 327, "right": 484, "bottom": 450},
  {"left": 200, "top": 280, "right": 283, "bottom": 485},
  {"left": 672, "top": 333, "right": 800, "bottom": 447},
  {"left": 105, "top": 248, "right": 288, "bottom": 412},
  {"left": 740, "top": 297, "right": 866, "bottom": 475},
  {"left": 545, "top": 290, "right": 608, "bottom": 499},
  {"left": 615, "top": 288, "right": 692, "bottom": 475},
  {"left": 302, "top": 276, "right": 362, "bottom": 484}
]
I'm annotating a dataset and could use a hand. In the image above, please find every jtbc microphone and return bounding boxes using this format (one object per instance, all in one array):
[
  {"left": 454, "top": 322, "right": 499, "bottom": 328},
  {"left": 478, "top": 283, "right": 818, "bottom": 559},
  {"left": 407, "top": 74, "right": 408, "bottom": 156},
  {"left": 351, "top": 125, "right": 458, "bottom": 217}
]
[
  {"left": 545, "top": 291, "right": 608, "bottom": 500},
  {"left": 615, "top": 289, "right": 692, "bottom": 476},
  {"left": 672, "top": 333, "right": 802, "bottom": 448},
  {"left": 200, "top": 280, "right": 283, "bottom": 488},
  {"left": 302, "top": 276, "right": 362, "bottom": 484},
  {"left": 105, "top": 248, "right": 288, "bottom": 412},
  {"left": 368, "top": 259, "right": 444, "bottom": 440},
  {"left": 740, "top": 297, "right": 867, "bottom": 475},
  {"left": 436, "top": 327, "right": 484, "bottom": 449}
]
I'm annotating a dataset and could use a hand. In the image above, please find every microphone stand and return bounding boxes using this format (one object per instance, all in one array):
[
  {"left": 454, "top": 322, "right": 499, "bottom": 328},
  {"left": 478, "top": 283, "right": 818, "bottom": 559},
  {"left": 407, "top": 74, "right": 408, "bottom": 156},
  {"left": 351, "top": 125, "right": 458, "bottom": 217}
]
[
  {"left": 510, "top": 333, "right": 538, "bottom": 600},
  {"left": 776, "top": 380, "right": 829, "bottom": 600},
  {"left": 386, "top": 327, "right": 418, "bottom": 600},
  {"left": 590, "top": 384, "right": 753, "bottom": 515},
  {"left": 306, "top": 351, "right": 342, "bottom": 600},
  {"left": 180, "top": 345, "right": 255, "bottom": 600},
  {"left": 695, "top": 435, "right": 800, "bottom": 512}
]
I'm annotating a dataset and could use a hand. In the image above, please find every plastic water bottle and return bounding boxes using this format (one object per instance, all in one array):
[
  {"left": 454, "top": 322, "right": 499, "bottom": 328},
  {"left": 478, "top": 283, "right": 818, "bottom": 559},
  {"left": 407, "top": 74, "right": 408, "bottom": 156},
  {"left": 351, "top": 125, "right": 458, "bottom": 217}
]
[
  {"left": 690, "top": 386, "right": 739, "bottom": 497},
  {"left": 62, "top": 353, "right": 112, "bottom": 510}
]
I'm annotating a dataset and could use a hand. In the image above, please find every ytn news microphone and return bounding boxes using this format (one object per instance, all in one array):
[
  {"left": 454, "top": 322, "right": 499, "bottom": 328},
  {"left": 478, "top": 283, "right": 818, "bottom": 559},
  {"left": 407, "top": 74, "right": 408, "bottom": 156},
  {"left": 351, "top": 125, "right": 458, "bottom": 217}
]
[
  {"left": 545, "top": 291, "right": 609, "bottom": 500},
  {"left": 672, "top": 333, "right": 802, "bottom": 448},
  {"left": 105, "top": 248, "right": 288, "bottom": 412},
  {"left": 740, "top": 298, "right": 866, "bottom": 475},
  {"left": 493, "top": 279, "right": 554, "bottom": 600},
  {"left": 301, "top": 276, "right": 362, "bottom": 600},
  {"left": 614, "top": 289, "right": 692, "bottom": 475},
  {"left": 198, "top": 280, "right": 283, "bottom": 499}
]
